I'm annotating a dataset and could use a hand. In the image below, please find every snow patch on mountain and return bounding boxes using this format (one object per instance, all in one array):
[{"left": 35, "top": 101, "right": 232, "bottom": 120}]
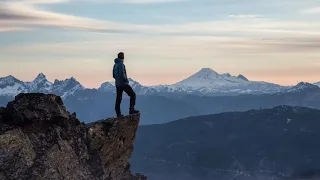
[
  {"left": 281, "top": 82, "right": 319, "bottom": 93},
  {"left": 0, "top": 74, "right": 85, "bottom": 99},
  {"left": 0, "top": 70, "right": 315, "bottom": 97},
  {"left": 314, "top": 82, "right": 320, "bottom": 87},
  {"left": 0, "top": 83, "right": 26, "bottom": 96},
  {"left": 128, "top": 78, "right": 158, "bottom": 94},
  {"left": 26, "top": 73, "right": 53, "bottom": 92},
  {"left": 61, "top": 84, "right": 84, "bottom": 99},
  {"left": 0, "top": 75, "right": 27, "bottom": 96},
  {"left": 103, "top": 78, "right": 157, "bottom": 95},
  {"left": 52, "top": 77, "right": 84, "bottom": 98},
  {"left": 99, "top": 82, "right": 115, "bottom": 92},
  {"left": 153, "top": 68, "right": 286, "bottom": 94},
  {"left": 0, "top": 75, "right": 21, "bottom": 86}
]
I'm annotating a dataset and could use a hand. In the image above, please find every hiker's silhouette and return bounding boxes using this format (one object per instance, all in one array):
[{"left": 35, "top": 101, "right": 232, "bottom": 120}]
[{"left": 113, "top": 52, "right": 139, "bottom": 117}]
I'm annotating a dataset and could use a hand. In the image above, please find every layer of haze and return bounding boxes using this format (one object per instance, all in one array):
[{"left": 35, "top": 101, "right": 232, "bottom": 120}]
[{"left": 0, "top": 0, "right": 320, "bottom": 87}]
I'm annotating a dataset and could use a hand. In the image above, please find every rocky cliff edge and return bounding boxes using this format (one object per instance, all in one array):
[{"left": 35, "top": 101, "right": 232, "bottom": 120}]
[{"left": 0, "top": 93, "right": 146, "bottom": 180}]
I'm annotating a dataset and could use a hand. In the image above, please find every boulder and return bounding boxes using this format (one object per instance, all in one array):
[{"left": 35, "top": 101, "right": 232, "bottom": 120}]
[{"left": 6, "top": 93, "right": 69, "bottom": 125}]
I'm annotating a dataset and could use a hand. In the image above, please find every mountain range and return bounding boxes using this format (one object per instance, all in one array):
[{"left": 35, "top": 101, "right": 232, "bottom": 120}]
[
  {"left": 1, "top": 68, "right": 319, "bottom": 98},
  {"left": 0, "top": 73, "right": 84, "bottom": 98},
  {"left": 1, "top": 69, "right": 320, "bottom": 125},
  {"left": 131, "top": 106, "right": 320, "bottom": 180},
  {"left": 151, "top": 68, "right": 289, "bottom": 95},
  {"left": 55, "top": 80, "right": 320, "bottom": 125}
]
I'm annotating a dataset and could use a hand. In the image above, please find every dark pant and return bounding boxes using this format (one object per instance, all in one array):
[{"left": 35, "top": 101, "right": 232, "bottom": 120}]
[{"left": 115, "top": 84, "right": 136, "bottom": 114}]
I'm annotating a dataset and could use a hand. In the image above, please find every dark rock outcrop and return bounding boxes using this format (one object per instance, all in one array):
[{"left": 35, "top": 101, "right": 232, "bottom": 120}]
[
  {"left": 5, "top": 93, "right": 69, "bottom": 125},
  {"left": 0, "top": 93, "right": 146, "bottom": 180}
]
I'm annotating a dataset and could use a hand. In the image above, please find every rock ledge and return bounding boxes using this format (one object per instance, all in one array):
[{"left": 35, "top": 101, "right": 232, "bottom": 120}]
[{"left": 0, "top": 93, "right": 146, "bottom": 180}]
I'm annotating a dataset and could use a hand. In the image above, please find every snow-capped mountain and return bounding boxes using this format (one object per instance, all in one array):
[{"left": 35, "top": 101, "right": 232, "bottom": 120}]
[
  {"left": 128, "top": 78, "right": 158, "bottom": 94},
  {"left": 153, "top": 68, "right": 287, "bottom": 94},
  {"left": 237, "top": 74, "right": 249, "bottom": 81},
  {"left": 0, "top": 74, "right": 85, "bottom": 99},
  {"left": 98, "top": 82, "right": 115, "bottom": 92},
  {"left": 314, "top": 82, "right": 320, "bottom": 87},
  {"left": 52, "top": 77, "right": 84, "bottom": 98},
  {"left": 0, "top": 70, "right": 316, "bottom": 98},
  {"left": 25, "top": 73, "right": 52, "bottom": 93},
  {"left": 177, "top": 68, "right": 248, "bottom": 88},
  {"left": 0, "top": 75, "right": 27, "bottom": 96},
  {"left": 100, "top": 78, "right": 157, "bottom": 95},
  {"left": 280, "top": 82, "right": 320, "bottom": 93}
]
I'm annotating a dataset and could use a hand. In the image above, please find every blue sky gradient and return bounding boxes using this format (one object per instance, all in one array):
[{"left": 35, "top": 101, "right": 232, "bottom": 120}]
[{"left": 1, "top": 0, "right": 320, "bottom": 87}]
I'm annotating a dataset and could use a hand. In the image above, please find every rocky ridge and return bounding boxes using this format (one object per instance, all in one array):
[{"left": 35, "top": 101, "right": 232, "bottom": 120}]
[{"left": 0, "top": 93, "right": 146, "bottom": 180}]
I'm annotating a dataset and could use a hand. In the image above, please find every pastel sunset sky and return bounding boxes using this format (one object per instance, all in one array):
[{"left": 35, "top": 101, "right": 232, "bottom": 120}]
[{"left": 1, "top": 0, "right": 320, "bottom": 88}]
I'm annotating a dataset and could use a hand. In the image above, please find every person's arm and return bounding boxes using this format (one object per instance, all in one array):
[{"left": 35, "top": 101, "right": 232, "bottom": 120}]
[
  {"left": 112, "top": 64, "right": 116, "bottom": 79},
  {"left": 119, "top": 63, "right": 128, "bottom": 82}
]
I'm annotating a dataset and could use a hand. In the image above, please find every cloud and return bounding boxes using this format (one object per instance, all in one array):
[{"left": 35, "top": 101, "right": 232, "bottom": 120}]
[
  {"left": 0, "top": 26, "right": 30, "bottom": 32},
  {"left": 1, "top": 0, "right": 70, "bottom": 4},
  {"left": 4, "top": 0, "right": 183, "bottom": 4},
  {"left": 1, "top": 0, "right": 320, "bottom": 39},
  {"left": 0, "top": 2, "right": 138, "bottom": 33},
  {"left": 4, "top": 35, "right": 320, "bottom": 57},
  {"left": 301, "top": 7, "right": 320, "bottom": 14},
  {"left": 228, "top": 14, "right": 262, "bottom": 19},
  {"left": 0, "top": 0, "right": 185, "bottom": 32},
  {"left": 91, "top": 0, "right": 186, "bottom": 3}
]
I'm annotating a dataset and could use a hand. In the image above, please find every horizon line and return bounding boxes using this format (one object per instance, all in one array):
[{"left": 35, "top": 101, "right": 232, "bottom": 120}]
[{"left": 1, "top": 70, "right": 319, "bottom": 89}]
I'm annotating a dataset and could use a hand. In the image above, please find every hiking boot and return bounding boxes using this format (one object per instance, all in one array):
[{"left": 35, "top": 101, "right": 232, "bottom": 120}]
[
  {"left": 116, "top": 112, "right": 124, "bottom": 118},
  {"left": 129, "top": 109, "right": 140, "bottom": 115}
]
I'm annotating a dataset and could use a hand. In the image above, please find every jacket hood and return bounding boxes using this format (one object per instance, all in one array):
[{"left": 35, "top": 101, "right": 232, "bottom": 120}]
[{"left": 114, "top": 58, "right": 123, "bottom": 64}]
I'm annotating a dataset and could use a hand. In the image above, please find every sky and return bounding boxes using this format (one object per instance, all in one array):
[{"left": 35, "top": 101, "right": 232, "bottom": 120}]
[{"left": 0, "top": 0, "right": 320, "bottom": 88}]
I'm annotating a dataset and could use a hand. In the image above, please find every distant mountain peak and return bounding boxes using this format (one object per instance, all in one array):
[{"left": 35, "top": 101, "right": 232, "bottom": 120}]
[
  {"left": 53, "top": 79, "right": 59, "bottom": 84},
  {"left": 101, "top": 82, "right": 113, "bottom": 85},
  {"left": 0, "top": 75, "right": 26, "bottom": 96},
  {"left": 99, "top": 82, "right": 114, "bottom": 92},
  {"left": 33, "top": 73, "right": 48, "bottom": 82},
  {"left": 26, "top": 73, "right": 52, "bottom": 92},
  {"left": 54, "top": 77, "right": 80, "bottom": 85},
  {"left": 198, "top": 68, "right": 219, "bottom": 75},
  {"left": 2, "top": 75, "right": 16, "bottom": 81},
  {"left": 190, "top": 68, "right": 220, "bottom": 80},
  {"left": 281, "top": 81, "right": 319, "bottom": 93},
  {"left": 6, "top": 75, "right": 15, "bottom": 79},
  {"left": 169, "top": 68, "right": 285, "bottom": 94},
  {"left": 296, "top": 82, "right": 317, "bottom": 88},
  {"left": 237, "top": 74, "right": 249, "bottom": 81},
  {"left": 0, "top": 75, "right": 21, "bottom": 85},
  {"left": 222, "top": 73, "right": 231, "bottom": 77},
  {"left": 65, "top": 77, "right": 83, "bottom": 88},
  {"left": 52, "top": 77, "right": 84, "bottom": 99},
  {"left": 37, "top": 73, "right": 46, "bottom": 79},
  {"left": 64, "top": 77, "right": 78, "bottom": 83},
  {"left": 70, "top": 77, "right": 77, "bottom": 81}
]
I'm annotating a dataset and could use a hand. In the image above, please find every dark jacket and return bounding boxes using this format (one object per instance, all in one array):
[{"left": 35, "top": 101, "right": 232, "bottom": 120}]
[{"left": 113, "top": 58, "right": 129, "bottom": 87}]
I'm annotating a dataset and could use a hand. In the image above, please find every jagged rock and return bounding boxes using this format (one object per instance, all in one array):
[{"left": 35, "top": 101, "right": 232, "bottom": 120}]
[
  {"left": 87, "top": 116, "right": 142, "bottom": 179},
  {"left": 5, "top": 93, "right": 69, "bottom": 125},
  {"left": 0, "top": 93, "right": 146, "bottom": 180}
]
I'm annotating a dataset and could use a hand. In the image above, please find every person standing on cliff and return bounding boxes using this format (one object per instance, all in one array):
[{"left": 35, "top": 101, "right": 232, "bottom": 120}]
[{"left": 113, "top": 52, "right": 139, "bottom": 117}]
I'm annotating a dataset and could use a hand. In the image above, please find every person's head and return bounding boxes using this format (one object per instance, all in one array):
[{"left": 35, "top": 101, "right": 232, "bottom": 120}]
[{"left": 118, "top": 52, "right": 124, "bottom": 60}]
